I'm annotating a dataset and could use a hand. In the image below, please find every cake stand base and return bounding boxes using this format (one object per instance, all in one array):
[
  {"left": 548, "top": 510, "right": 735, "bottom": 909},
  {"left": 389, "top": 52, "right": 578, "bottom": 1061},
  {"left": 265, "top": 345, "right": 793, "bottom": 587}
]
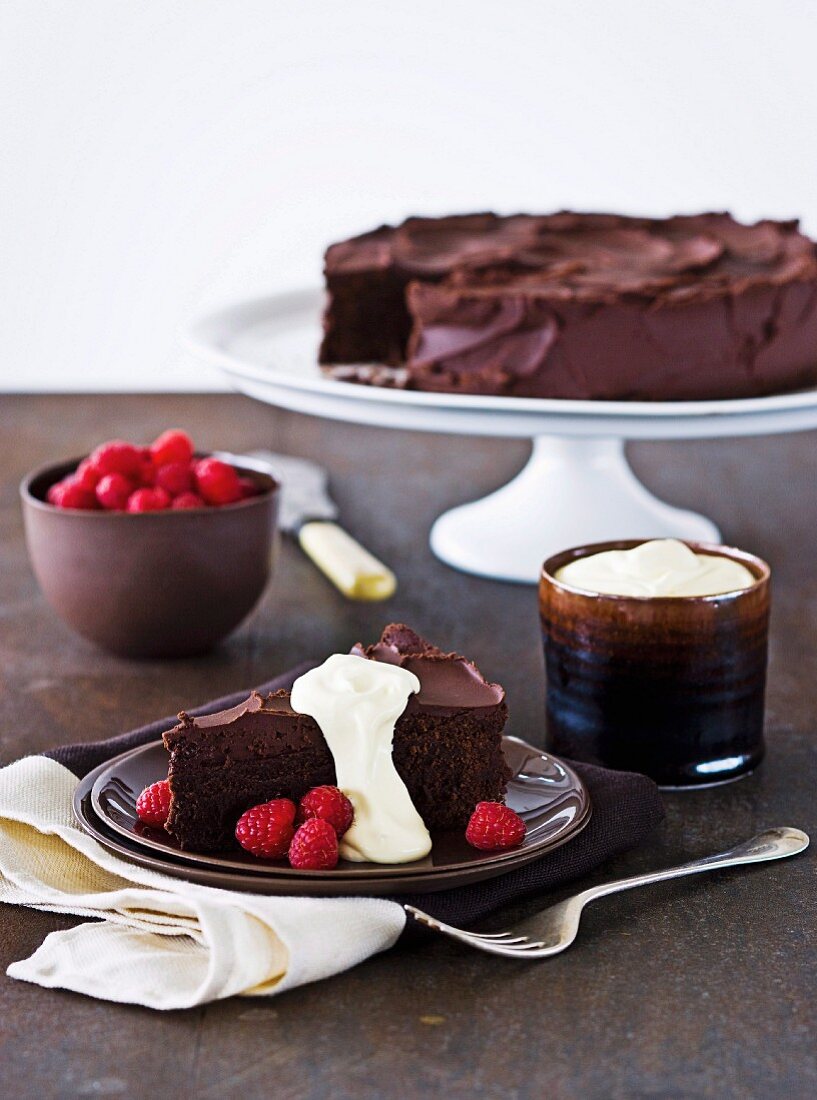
[{"left": 429, "top": 436, "right": 721, "bottom": 584}]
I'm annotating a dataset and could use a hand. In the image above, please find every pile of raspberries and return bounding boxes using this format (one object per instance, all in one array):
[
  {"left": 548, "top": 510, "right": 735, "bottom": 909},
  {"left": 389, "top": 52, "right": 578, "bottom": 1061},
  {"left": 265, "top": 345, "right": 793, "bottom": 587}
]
[
  {"left": 46, "top": 429, "right": 258, "bottom": 512},
  {"left": 137, "top": 779, "right": 526, "bottom": 869}
]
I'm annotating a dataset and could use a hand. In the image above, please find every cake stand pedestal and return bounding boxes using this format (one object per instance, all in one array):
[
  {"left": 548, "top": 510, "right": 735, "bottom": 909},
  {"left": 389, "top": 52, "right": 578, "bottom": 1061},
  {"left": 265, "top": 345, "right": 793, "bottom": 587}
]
[
  {"left": 185, "top": 288, "right": 817, "bottom": 585},
  {"left": 429, "top": 436, "right": 719, "bottom": 584}
]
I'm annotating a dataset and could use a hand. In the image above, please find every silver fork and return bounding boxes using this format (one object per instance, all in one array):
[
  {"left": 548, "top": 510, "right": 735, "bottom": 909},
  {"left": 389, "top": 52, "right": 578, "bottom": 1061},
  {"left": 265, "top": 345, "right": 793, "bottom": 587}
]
[{"left": 404, "top": 827, "right": 809, "bottom": 958}]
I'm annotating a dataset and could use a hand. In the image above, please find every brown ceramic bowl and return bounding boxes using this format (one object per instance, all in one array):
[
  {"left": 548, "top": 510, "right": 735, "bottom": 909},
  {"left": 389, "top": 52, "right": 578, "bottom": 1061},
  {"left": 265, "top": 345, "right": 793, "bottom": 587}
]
[
  {"left": 539, "top": 540, "right": 771, "bottom": 787},
  {"left": 20, "top": 453, "right": 280, "bottom": 658}
]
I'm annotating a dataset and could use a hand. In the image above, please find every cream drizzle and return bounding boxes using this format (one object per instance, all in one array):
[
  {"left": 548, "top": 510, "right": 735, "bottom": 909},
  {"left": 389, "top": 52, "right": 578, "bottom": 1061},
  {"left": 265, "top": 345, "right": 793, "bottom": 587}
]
[{"left": 290, "top": 654, "right": 431, "bottom": 863}]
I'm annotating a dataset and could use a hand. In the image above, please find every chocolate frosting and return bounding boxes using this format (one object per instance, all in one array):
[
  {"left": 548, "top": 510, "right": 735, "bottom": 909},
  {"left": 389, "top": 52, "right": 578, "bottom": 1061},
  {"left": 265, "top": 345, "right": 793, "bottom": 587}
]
[
  {"left": 386, "top": 212, "right": 817, "bottom": 297},
  {"left": 350, "top": 623, "right": 504, "bottom": 708},
  {"left": 171, "top": 690, "right": 294, "bottom": 733},
  {"left": 167, "top": 623, "right": 504, "bottom": 740}
]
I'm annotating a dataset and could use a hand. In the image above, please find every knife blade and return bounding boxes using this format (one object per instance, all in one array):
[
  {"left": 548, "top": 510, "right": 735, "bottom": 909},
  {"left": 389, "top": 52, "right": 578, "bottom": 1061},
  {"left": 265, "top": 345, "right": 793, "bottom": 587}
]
[{"left": 249, "top": 450, "right": 397, "bottom": 601}]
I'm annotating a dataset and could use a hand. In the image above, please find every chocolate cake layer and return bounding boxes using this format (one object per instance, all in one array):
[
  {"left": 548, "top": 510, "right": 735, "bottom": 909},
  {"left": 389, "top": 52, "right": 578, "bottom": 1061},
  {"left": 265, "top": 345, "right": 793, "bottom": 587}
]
[
  {"left": 163, "top": 624, "right": 509, "bottom": 853},
  {"left": 320, "top": 212, "right": 817, "bottom": 401}
]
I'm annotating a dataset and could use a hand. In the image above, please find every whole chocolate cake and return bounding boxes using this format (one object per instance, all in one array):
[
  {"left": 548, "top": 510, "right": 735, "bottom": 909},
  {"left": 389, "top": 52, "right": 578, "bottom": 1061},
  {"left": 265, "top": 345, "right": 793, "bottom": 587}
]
[
  {"left": 163, "top": 624, "right": 509, "bottom": 852},
  {"left": 320, "top": 212, "right": 817, "bottom": 401}
]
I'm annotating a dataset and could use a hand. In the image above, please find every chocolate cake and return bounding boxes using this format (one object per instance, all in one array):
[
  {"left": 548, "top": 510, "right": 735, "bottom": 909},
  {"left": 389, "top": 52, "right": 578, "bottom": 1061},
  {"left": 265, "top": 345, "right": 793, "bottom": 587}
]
[
  {"left": 320, "top": 212, "right": 817, "bottom": 401},
  {"left": 163, "top": 624, "right": 509, "bottom": 853}
]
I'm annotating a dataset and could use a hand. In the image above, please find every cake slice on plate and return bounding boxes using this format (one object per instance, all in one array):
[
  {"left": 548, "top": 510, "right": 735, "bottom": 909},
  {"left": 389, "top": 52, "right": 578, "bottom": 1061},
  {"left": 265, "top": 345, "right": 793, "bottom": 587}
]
[{"left": 163, "top": 624, "right": 509, "bottom": 854}]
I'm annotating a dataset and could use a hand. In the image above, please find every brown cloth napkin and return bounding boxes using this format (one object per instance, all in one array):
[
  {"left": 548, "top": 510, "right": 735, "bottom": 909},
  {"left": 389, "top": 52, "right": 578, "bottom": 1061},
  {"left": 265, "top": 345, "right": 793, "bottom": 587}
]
[{"left": 46, "top": 663, "right": 665, "bottom": 927}]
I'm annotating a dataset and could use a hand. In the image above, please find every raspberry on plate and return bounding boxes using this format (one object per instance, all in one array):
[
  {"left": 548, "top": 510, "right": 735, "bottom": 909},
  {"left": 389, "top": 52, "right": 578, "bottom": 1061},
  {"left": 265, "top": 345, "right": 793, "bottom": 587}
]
[
  {"left": 155, "top": 461, "right": 194, "bottom": 496},
  {"left": 288, "top": 818, "right": 339, "bottom": 870},
  {"left": 171, "top": 491, "right": 206, "bottom": 510},
  {"left": 194, "top": 457, "right": 242, "bottom": 505},
  {"left": 47, "top": 478, "right": 99, "bottom": 510},
  {"left": 298, "top": 785, "right": 354, "bottom": 837},
  {"left": 136, "top": 779, "right": 172, "bottom": 827},
  {"left": 89, "top": 440, "right": 144, "bottom": 480},
  {"left": 150, "top": 429, "right": 194, "bottom": 468},
  {"left": 465, "top": 802, "right": 526, "bottom": 851},
  {"left": 126, "top": 487, "right": 171, "bottom": 512},
  {"left": 95, "top": 472, "right": 134, "bottom": 511},
  {"left": 235, "top": 798, "right": 297, "bottom": 859}
]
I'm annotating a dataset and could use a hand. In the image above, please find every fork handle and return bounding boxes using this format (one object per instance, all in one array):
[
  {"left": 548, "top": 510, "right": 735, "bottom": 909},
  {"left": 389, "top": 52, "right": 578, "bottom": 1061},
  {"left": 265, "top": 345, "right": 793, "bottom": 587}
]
[{"left": 577, "top": 827, "right": 809, "bottom": 907}]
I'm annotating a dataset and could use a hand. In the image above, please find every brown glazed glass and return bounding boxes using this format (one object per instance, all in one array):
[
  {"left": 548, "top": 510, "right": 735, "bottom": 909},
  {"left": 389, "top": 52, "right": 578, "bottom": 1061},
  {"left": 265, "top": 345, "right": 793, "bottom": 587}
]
[
  {"left": 540, "top": 540, "right": 771, "bottom": 787},
  {"left": 21, "top": 455, "right": 279, "bottom": 658}
]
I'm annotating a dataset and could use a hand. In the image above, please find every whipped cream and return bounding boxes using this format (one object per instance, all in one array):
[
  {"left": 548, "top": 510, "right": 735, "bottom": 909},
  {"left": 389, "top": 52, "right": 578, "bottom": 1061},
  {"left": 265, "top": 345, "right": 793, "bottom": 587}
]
[
  {"left": 290, "top": 654, "right": 431, "bottom": 864},
  {"left": 554, "top": 539, "right": 755, "bottom": 598}
]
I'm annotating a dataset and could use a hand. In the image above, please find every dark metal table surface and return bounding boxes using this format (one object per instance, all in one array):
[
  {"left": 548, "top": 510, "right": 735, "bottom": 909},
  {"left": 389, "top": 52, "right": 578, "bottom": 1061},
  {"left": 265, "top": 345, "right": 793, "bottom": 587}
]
[{"left": 1, "top": 394, "right": 815, "bottom": 1100}]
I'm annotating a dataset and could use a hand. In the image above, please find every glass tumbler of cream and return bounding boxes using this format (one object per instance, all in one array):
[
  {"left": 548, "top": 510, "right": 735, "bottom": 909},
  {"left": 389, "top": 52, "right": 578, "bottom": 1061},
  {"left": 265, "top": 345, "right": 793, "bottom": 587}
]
[{"left": 539, "top": 539, "right": 771, "bottom": 787}]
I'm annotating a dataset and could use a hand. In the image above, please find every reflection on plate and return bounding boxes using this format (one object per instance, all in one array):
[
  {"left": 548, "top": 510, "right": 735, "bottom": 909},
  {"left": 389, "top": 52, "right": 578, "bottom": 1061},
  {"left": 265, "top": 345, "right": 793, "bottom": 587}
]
[{"left": 74, "top": 735, "right": 591, "bottom": 896}]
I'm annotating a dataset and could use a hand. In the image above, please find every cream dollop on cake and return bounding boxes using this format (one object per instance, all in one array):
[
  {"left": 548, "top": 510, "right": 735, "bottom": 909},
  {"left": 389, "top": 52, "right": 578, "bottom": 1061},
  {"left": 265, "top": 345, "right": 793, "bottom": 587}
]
[
  {"left": 554, "top": 539, "right": 755, "bottom": 598},
  {"left": 290, "top": 654, "right": 432, "bottom": 864}
]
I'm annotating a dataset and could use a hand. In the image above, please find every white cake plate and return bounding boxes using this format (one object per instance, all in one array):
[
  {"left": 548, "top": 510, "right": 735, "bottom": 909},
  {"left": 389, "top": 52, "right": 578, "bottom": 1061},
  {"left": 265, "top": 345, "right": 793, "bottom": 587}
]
[{"left": 184, "top": 289, "right": 817, "bottom": 583}]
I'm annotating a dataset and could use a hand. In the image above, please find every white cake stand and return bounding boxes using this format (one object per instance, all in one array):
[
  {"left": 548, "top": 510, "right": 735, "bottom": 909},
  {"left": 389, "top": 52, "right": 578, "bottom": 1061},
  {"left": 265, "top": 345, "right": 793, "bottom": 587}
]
[{"left": 184, "top": 289, "right": 817, "bottom": 584}]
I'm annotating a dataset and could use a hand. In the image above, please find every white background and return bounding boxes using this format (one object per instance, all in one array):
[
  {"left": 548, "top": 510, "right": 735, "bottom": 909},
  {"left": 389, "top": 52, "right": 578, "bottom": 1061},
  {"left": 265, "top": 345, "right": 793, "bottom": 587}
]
[{"left": 1, "top": 0, "right": 816, "bottom": 392}]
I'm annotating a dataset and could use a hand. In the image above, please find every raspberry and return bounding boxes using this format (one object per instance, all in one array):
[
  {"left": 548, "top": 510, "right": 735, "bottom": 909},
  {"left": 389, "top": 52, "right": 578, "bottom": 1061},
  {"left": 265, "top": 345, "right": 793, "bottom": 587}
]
[
  {"left": 171, "top": 491, "right": 206, "bottom": 510},
  {"left": 235, "top": 798, "right": 297, "bottom": 859},
  {"left": 89, "top": 440, "right": 144, "bottom": 480},
  {"left": 238, "top": 476, "right": 258, "bottom": 499},
  {"left": 47, "top": 478, "right": 99, "bottom": 510},
  {"left": 465, "top": 802, "right": 526, "bottom": 851},
  {"left": 136, "top": 780, "right": 172, "bottom": 827},
  {"left": 95, "top": 472, "right": 134, "bottom": 510},
  {"left": 194, "top": 457, "right": 242, "bottom": 505},
  {"left": 126, "top": 487, "right": 171, "bottom": 513},
  {"left": 150, "top": 429, "right": 194, "bottom": 468},
  {"left": 74, "top": 458, "right": 101, "bottom": 491},
  {"left": 298, "top": 786, "right": 354, "bottom": 836},
  {"left": 155, "top": 461, "right": 194, "bottom": 496},
  {"left": 288, "top": 818, "right": 339, "bottom": 870},
  {"left": 136, "top": 448, "right": 156, "bottom": 486}
]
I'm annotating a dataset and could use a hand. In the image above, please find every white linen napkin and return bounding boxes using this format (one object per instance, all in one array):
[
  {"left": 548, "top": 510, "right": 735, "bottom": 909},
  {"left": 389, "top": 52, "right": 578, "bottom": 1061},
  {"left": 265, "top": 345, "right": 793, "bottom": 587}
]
[{"left": 0, "top": 756, "right": 406, "bottom": 1010}]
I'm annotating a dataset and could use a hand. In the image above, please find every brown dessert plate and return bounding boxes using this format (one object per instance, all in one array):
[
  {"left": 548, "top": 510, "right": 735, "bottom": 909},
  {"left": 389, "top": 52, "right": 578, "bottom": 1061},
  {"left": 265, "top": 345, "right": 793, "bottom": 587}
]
[{"left": 74, "top": 737, "right": 591, "bottom": 896}]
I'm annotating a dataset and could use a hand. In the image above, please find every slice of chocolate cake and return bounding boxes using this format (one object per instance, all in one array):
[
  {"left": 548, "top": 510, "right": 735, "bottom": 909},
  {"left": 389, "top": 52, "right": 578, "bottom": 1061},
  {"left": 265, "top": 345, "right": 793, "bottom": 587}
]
[{"left": 163, "top": 624, "right": 509, "bottom": 853}]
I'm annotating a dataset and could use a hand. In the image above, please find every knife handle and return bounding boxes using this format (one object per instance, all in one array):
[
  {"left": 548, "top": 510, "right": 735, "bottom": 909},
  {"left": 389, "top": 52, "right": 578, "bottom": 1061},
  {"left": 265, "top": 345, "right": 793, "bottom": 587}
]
[{"left": 298, "top": 521, "right": 397, "bottom": 601}]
